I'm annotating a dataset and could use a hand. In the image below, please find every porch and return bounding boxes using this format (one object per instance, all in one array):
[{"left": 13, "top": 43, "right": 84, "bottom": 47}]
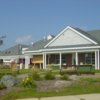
[
  {"left": 25, "top": 50, "right": 100, "bottom": 70},
  {"left": 44, "top": 50, "right": 100, "bottom": 70}
]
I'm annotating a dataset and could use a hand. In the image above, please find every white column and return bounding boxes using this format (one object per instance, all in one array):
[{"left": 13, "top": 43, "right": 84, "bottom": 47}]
[
  {"left": 98, "top": 50, "right": 100, "bottom": 70},
  {"left": 75, "top": 52, "right": 78, "bottom": 65},
  {"left": 43, "top": 53, "right": 45, "bottom": 69},
  {"left": 95, "top": 51, "right": 98, "bottom": 70},
  {"left": 25, "top": 56, "right": 30, "bottom": 69},
  {"left": 45, "top": 53, "right": 46, "bottom": 69},
  {"left": 43, "top": 53, "right": 46, "bottom": 69},
  {"left": 59, "top": 53, "right": 62, "bottom": 69}
]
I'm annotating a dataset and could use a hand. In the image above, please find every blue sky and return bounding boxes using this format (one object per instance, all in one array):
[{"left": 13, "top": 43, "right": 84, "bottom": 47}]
[{"left": 0, "top": 0, "right": 100, "bottom": 50}]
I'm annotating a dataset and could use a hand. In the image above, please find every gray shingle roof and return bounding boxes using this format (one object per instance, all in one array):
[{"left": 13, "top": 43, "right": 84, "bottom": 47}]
[
  {"left": 87, "top": 30, "right": 100, "bottom": 44},
  {"left": 26, "top": 39, "right": 52, "bottom": 51},
  {"left": 73, "top": 27, "right": 100, "bottom": 44},
  {"left": 0, "top": 44, "right": 28, "bottom": 56}
]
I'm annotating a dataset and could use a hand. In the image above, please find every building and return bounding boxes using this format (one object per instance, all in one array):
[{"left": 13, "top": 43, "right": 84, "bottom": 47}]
[
  {"left": 23, "top": 26, "right": 100, "bottom": 70},
  {"left": 0, "top": 44, "right": 29, "bottom": 67}
]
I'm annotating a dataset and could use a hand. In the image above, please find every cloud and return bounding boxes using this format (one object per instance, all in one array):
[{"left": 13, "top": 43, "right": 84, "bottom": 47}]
[{"left": 15, "top": 35, "right": 33, "bottom": 44}]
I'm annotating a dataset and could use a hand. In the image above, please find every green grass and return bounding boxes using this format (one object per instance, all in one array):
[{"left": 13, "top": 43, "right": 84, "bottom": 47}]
[
  {"left": 95, "top": 70, "right": 100, "bottom": 73},
  {"left": 0, "top": 69, "right": 12, "bottom": 74},
  {"left": 0, "top": 69, "right": 32, "bottom": 74}
]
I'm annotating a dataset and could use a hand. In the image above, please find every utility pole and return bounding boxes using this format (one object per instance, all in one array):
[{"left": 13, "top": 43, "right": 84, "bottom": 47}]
[{"left": 0, "top": 35, "right": 6, "bottom": 45}]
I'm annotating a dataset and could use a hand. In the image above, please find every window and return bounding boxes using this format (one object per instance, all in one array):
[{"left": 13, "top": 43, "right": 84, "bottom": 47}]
[
  {"left": 55, "top": 54, "right": 59, "bottom": 64},
  {"left": 62, "top": 55, "right": 66, "bottom": 65},
  {"left": 85, "top": 53, "right": 95, "bottom": 64}
]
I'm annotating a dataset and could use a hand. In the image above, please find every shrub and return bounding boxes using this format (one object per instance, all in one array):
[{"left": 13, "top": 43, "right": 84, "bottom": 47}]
[
  {"left": 60, "top": 75, "right": 69, "bottom": 80},
  {"left": 11, "top": 71, "right": 17, "bottom": 77},
  {"left": 20, "top": 76, "right": 36, "bottom": 88},
  {"left": 31, "top": 71, "right": 41, "bottom": 80},
  {"left": 0, "top": 65, "right": 10, "bottom": 69},
  {"left": 0, "top": 82, "right": 6, "bottom": 90},
  {"left": 0, "top": 73, "right": 4, "bottom": 79},
  {"left": 44, "top": 71, "right": 55, "bottom": 80}
]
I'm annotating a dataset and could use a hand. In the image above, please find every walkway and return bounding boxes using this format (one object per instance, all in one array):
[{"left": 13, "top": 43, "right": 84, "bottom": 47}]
[{"left": 17, "top": 93, "right": 100, "bottom": 100}]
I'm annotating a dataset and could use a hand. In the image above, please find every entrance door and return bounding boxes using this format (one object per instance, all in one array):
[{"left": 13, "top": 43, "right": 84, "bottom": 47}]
[{"left": 66, "top": 54, "right": 72, "bottom": 65}]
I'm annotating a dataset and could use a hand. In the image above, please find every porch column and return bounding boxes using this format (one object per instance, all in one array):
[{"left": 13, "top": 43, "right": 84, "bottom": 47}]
[
  {"left": 97, "top": 50, "right": 100, "bottom": 70},
  {"left": 43, "top": 53, "right": 46, "bottom": 69},
  {"left": 40, "top": 63, "right": 42, "bottom": 69},
  {"left": 75, "top": 52, "right": 78, "bottom": 65},
  {"left": 25, "top": 56, "right": 30, "bottom": 69},
  {"left": 59, "top": 53, "right": 62, "bottom": 69},
  {"left": 95, "top": 51, "right": 98, "bottom": 70}
]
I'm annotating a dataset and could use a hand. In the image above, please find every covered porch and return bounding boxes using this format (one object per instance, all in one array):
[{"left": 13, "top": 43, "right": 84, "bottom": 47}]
[
  {"left": 24, "top": 50, "right": 100, "bottom": 70},
  {"left": 44, "top": 50, "right": 100, "bottom": 70}
]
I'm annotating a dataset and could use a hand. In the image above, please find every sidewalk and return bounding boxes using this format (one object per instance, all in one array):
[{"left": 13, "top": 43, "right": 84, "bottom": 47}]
[{"left": 17, "top": 93, "right": 100, "bottom": 100}]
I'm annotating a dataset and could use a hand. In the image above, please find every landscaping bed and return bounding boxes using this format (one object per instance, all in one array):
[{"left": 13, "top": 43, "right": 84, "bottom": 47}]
[{"left": 0, "top": 69, "right": 100, "bottom": 100}]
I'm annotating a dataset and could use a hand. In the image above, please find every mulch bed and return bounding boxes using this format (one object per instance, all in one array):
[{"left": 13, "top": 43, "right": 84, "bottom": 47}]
[{"left": 36, "top": 80, "right": 72, "bottom": 92}]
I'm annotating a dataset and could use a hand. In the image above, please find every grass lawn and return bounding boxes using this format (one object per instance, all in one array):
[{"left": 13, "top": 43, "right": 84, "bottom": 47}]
[{"left": 1, "top": 77, "right": 100, "bottom": 100}]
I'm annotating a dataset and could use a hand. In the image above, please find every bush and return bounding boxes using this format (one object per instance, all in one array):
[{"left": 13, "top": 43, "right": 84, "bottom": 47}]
[
  {"left": 0, "top": 65, "right": 10, "bottom": 69},
  {"left": 31, "top": 71, "right": 41, "bottom": 80},
  {"left": 0, "top": 73, "right": 4, "bottom": 79},
  {"left": 20, "top": 76, "right": 36, "bottom": 88},
  {"left": 44, "top": 71, "right": 55, "bottom": 80},
  {"left": 60, "top": 70, "right": 95, "bottom": 75},
  {"left": 0, "top": 82, "right": 6, "bottom": 90},
  {"left": 60, "top": 75, "right": 69, "bottom": 80}
]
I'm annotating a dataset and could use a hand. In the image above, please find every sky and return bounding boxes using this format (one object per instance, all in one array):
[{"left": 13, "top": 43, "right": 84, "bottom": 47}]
[{"left": 0, "top": 0, "right": 100, "bottom": 50}]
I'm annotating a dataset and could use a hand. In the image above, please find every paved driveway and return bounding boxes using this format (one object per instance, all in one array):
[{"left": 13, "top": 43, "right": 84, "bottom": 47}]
[{"left": 17, "top": 93, "right": 100, "bottom": 100}]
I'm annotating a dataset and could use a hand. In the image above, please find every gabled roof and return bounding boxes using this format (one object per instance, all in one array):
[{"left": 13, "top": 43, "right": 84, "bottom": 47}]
[
  {"left": 24, "top": 26, "right": 100, "bottom": 53},
  {"left": 0, "top": 44, "right": 28, "bottom": 56},
  {"left": 44, "top": 26, "right": 98, "bottom": 48}
]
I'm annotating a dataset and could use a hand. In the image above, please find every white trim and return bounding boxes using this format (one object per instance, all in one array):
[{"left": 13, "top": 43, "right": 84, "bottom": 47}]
[
  {"left": 44, "top": 26, "right": 97, "bottom": 48},
  {"left": 23, "top": 46, "right": 100, "bottom": 54},
  {"left": 22, "top": 50, "right": 41, "bottom": 54},
  {"left": 43, "top": 46, "right": 100, "bottom": 52}
]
